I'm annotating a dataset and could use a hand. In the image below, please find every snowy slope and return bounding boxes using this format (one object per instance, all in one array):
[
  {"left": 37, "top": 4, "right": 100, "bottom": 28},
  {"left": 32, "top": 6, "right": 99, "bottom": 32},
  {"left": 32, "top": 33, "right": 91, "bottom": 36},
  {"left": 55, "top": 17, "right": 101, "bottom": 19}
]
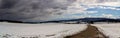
[
  {"left": 0, "top": 22, "right": 87, "bottom": 38},
  {"left": 92, "top": 23, "right": 120, "bottom": 38}
]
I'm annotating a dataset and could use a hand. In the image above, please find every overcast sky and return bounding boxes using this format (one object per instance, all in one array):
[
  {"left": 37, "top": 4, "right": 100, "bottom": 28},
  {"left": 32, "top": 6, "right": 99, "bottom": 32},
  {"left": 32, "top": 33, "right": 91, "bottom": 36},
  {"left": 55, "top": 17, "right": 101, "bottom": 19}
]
[{"left": 0, "top": 0, "right": 120, "bottom": 22}]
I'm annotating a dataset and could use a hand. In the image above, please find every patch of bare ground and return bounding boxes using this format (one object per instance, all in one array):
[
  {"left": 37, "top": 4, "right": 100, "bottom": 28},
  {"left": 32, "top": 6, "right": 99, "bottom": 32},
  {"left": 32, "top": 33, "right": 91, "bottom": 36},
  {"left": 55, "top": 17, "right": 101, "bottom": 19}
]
[{"left": 65, "top": 24, "right": 108, "bottom": 38}]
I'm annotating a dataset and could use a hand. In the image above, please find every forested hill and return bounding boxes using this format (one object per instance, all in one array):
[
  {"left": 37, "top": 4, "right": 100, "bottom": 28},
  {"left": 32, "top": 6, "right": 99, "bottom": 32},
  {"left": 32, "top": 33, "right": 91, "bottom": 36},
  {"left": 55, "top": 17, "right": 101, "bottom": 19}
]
[{"left": 1, "top": 18, "right": 120, "bottom": 24}]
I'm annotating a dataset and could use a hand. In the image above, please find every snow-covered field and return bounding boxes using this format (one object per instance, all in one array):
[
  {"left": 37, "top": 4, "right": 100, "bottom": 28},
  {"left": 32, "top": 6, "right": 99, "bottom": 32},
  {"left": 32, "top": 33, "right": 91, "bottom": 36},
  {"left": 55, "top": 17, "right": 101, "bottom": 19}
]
[
  {"left": 0, "top": 22, "right": 87, "bottom": 38},
  {"left": 92, "top": 23, "right": 120, "bottom": 38}
]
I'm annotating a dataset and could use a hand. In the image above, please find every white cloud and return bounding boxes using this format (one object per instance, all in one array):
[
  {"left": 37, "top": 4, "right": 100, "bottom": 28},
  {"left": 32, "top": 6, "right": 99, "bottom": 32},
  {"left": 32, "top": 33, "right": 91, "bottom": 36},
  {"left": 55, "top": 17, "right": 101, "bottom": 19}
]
[
  {"left": 97, "top": 2, "right": 120, "bottom": 7},
  {"left": 98, "top": 6, "right": 120, "bottom": 10},
  {"left": 84, "top": 11, "right": 98, "bottom": 14},
  {"left": 54, "top": 0, "right": 120, "bottom": 19},
  {"left": 64, "top": 2, "right": 87, "bottom": 14},
  {"left": 80, "top": 0, "right": 120, "bottom": 7},
  {"left": 102, "top": 14, "right": 114, "bottom": 18}
]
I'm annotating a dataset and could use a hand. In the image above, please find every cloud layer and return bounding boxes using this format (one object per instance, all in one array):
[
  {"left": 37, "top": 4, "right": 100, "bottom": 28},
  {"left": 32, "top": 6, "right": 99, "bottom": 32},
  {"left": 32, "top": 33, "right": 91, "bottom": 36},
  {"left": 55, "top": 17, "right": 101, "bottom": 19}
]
[
  {"left": 0, "top": 0, "right": 120, "bottom": 22},
  {"left": 0, "top": 0, "right": 75, "bottom": 22}
]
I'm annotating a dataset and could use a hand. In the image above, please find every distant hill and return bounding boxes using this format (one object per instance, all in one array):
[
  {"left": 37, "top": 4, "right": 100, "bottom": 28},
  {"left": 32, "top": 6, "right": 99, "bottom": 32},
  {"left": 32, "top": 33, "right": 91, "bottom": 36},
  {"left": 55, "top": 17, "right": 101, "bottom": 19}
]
[
  {"left": 49, "top": 18, "right": 120, "bottom": 24},
  {"left": 0, "top": 18, "right": 120, "bottom": 24}
]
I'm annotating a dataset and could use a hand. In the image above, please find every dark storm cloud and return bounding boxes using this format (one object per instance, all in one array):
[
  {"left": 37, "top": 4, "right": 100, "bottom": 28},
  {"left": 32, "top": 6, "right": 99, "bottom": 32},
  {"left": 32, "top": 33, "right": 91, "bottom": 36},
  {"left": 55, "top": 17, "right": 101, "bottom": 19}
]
[{"left": 0, "top": 0, "right": 75, "bottom": 22}]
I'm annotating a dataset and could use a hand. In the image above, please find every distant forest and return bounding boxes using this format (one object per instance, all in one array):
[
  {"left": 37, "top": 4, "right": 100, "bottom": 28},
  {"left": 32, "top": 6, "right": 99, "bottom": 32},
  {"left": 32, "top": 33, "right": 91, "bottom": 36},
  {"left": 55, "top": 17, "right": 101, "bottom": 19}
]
[{"left": 1, "top": 18, "right": 120, "bottom": 24}]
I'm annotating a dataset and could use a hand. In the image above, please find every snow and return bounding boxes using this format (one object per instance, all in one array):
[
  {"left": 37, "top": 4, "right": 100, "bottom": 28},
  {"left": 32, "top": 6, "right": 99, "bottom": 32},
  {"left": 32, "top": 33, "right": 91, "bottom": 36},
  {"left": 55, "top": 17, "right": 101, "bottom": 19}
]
[
  {"left": 0, "top": 22, "right": 87, "bottom": 38},
  {"left": 92, "top": 23, "right": 120, "bottom": 38}
]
